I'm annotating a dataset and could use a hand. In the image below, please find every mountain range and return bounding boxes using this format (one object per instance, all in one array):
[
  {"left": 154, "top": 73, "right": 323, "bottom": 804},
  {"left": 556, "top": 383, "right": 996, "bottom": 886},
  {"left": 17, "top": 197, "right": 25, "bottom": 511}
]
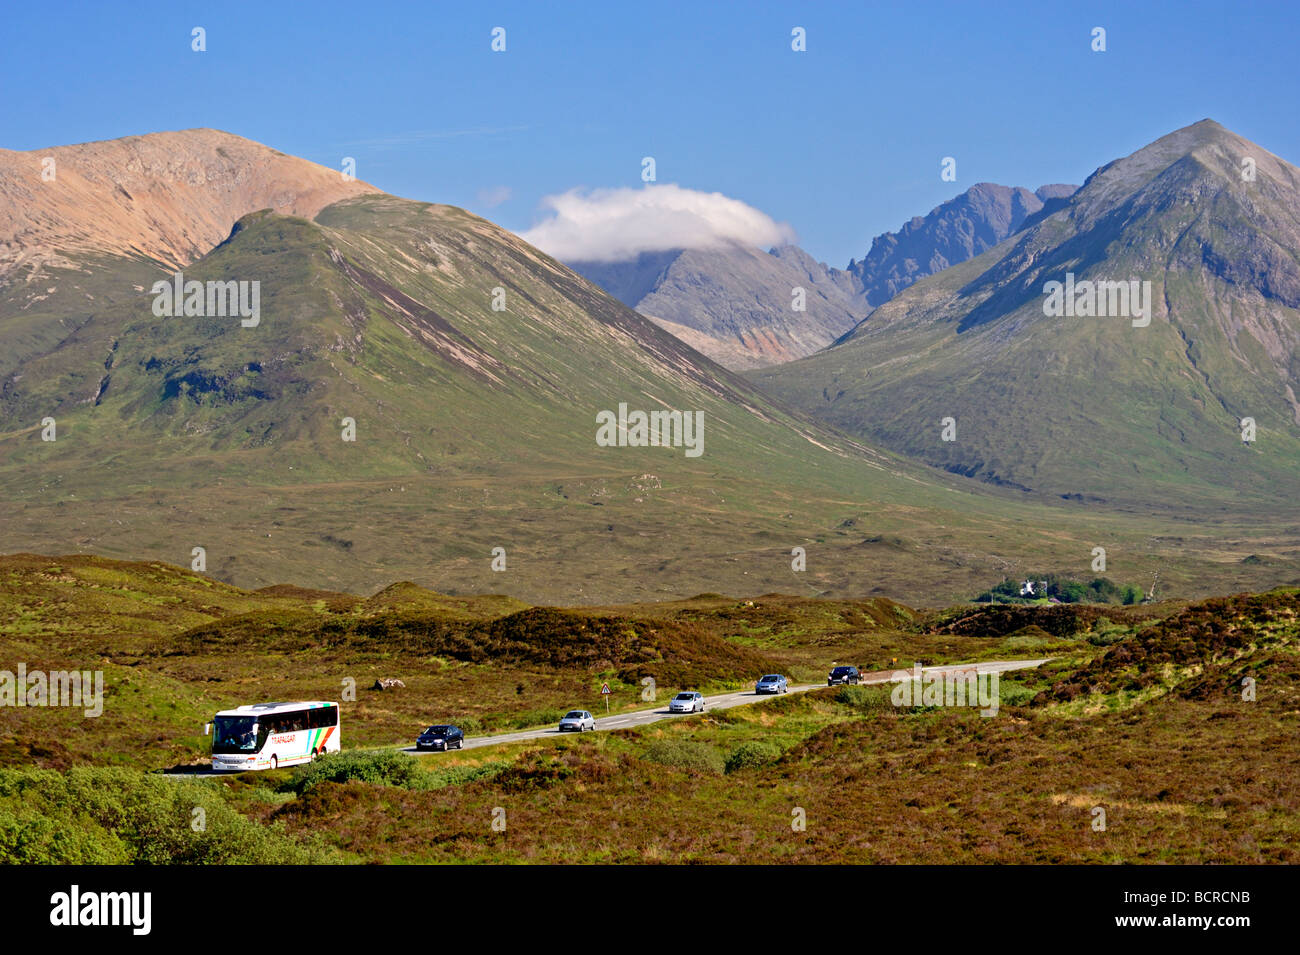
[
  {"left": 0, "top": 130, "right": 1019, "bottom": 603},
  {"left": 847, "top": 182, "right": 1078, "bottom": 308},
  {"left": 569, "top": 244, "right": 865, "bottom": 369},
  {"left": 0, "top": 123, "right": 1295, "bottom": 603},
  {"left": 569, "top": 182, "right": 1077, "bottom": 369},
  {"left": 753, "top": 120, "right": 1300, "bottom": 512}
]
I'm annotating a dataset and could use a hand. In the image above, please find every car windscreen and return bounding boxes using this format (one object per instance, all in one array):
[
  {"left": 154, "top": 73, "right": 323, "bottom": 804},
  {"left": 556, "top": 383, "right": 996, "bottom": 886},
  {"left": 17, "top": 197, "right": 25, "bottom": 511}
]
[
  {"left": 761, "top": 675, "right": 781, "bottom": 681},
  {"left": 674, "top": 693, "right": 693, "bottom": 699},
  {"left": 564, "top": 711, "right": 584, "bottom": 719},
  {"left": 424, "top": 726, "right": 449, "bottom": 734}
]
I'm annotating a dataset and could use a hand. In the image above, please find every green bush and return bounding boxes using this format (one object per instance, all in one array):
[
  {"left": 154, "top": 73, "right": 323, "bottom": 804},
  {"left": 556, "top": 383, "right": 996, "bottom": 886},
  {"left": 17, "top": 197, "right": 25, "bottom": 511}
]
[
  {"left": 422, "top": 761, "right": 507, "bottom": 789},
  {"left": 0, "top": 809, "right": 128, "bottom": 864},
  {"left": 724, "top": 740, "right": 782, "bottom": 774},
  {"left": 1088, "top": 616, "right": 1132, "bottom": 647},
  {"left": 286, "top": 749, "right": 424, "bottom": 794},
  {"left": 454, "top": 716, "right": 484, "bottom": 735},
  {"left": 0, "top": 767, "right": 327, "bottom": 864},
  {"left": 835, "top": 684, "right": 893, "bottom": 712},
  {"left": 641, "top": 739, "right": 725, "bottom": 774},
  {"left": 1088, "top": 630, "right": 1128, "bottom": 646},
  {"left": 996, "top": 683, "right": 1038, "bottom": 707}
]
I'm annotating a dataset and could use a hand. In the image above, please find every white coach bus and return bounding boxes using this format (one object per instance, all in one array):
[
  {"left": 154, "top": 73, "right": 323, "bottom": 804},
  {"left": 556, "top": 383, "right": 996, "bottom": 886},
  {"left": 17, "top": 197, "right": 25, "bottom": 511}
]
[{"left": 208, "top": 701, "right": 340, "bottom": 772}]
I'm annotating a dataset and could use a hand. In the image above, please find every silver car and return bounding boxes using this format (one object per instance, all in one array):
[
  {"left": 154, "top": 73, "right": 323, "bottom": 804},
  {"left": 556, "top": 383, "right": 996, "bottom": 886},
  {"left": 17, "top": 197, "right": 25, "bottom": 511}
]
[
  {"left": 755, "top": 674, "right": 789, "bottom": 694},
  {"left": 669, "top": 691, "right": 705, "bottom": 714},
  {"left": 558, "top": 710, "right": 596, "bottom": 732}
]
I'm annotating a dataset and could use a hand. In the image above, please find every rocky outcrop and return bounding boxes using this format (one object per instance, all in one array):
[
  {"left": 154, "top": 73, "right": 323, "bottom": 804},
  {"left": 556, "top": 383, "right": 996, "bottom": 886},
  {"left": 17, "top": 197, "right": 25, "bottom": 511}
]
[{"left": 847, "top": 182, "right": 1078, "bottom": 307}]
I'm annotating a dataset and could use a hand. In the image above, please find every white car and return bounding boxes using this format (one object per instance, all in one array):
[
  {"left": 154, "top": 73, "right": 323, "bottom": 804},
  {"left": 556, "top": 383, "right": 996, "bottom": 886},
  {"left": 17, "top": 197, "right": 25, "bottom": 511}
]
[
  {"left": 669, "top": 691, "right": 705, "bottom": 714},
  {"left": 558, "top": 710, "right": 596, "bottom": 732}
]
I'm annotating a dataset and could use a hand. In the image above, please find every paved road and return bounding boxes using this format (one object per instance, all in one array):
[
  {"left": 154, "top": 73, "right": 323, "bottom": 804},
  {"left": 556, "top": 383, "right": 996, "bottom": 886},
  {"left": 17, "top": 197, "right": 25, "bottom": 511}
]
[
  {"left": 402, "top": 657, "right": 1050, "bottom": 755},
  {"left": 164, "top": 658, "right": 1048, "bottom": 776}
]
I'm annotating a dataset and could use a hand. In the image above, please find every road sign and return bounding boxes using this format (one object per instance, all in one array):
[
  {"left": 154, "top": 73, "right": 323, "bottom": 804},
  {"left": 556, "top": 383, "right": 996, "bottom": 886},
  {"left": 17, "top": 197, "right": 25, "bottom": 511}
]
[{"left": 601, "top": 683, "right": 611, "bottom": 695}]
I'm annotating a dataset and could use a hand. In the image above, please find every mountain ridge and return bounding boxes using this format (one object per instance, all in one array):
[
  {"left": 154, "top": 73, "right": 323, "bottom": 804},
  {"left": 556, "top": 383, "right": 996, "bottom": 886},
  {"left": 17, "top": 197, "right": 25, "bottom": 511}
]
[
  {"left": 752, "top": 119, "right": 1300, "bottom": 510},
  {"left": 570, "top": 242, "right": 867, "bottom": 370},
  {"left": 570, "top": 180, "right": 1079, "bottom": 370},
  {"left": 1, "top": 125, "right": 1295, "bottom": 604},
  {"left": 846, "top": 181, "right": 1080, "bottom": 309},
  {"left": 0, "top": 127, "right": 382, "bottom": 276}
]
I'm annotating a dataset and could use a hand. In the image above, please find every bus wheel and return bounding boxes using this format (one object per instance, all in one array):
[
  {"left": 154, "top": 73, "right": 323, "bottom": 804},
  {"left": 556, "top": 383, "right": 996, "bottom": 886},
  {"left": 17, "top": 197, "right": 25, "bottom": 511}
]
[{"left": 270, "top": 756, "right": 278, "bottom": 771}]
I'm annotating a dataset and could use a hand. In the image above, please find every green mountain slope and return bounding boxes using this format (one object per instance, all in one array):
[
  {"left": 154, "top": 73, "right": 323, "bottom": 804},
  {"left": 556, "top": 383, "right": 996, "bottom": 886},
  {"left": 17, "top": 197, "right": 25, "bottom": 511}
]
[
  {"left": 1, "top": 130, "right": 1297, "bottom": 603},
  {"left": 753, "top": 120, "right": 1300, "bottom": 513}
]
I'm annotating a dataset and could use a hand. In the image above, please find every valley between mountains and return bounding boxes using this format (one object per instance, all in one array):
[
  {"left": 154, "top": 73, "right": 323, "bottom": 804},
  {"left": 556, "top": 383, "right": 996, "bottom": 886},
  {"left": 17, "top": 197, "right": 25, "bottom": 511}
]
[{"left": 1, "top": 122, "right": 1297, "bottom": 606}]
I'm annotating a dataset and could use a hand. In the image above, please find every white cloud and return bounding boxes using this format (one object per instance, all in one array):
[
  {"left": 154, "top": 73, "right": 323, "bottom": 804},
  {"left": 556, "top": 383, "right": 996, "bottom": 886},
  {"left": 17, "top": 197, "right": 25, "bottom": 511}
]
[{"left": 519, "top": 183, "right": 796, "bottom": 262}]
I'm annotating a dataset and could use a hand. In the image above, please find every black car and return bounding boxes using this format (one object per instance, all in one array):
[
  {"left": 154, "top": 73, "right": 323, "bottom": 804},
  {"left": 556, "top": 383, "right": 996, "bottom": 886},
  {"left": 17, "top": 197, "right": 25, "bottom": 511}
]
[
  {"left": 416, "top": 724, "right": 465, "bottom": 751},
  {"left": 828, "top": 665, "right": 861, "bottom": 686}
]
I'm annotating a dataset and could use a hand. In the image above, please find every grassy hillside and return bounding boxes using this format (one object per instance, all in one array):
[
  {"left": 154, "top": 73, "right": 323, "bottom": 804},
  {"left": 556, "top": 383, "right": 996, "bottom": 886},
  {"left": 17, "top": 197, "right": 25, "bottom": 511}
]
[
  {"left": 0, "top": 553, "right": 1098, "bottom": 770},
  {"left": 5, "top": 192, "right": 1295, "bottom": 603},
  {"left": 2, "top": 561, "right": 1294, "bottom": 864},
  {"left": 231, "top": 587, "right": 1300, "bottom": 863},
  {"left": 4, "top": 130, "right": 1298, "bottom": 605}
]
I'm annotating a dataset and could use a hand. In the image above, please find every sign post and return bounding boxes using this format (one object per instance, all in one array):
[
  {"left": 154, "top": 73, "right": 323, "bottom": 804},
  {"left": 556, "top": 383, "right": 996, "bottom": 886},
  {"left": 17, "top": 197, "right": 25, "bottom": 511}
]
[{"left": 601, "top": 682, "right": 611, "bottom": 714}]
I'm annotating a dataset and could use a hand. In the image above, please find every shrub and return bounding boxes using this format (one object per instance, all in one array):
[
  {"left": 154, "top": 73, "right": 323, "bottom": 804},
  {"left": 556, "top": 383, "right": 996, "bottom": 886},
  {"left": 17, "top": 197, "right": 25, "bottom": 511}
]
[
  {"left": 0, "top": 767, "right": 327, "bottom": 864},
  {"left": 1088, "top": 616, "right": 1132, "bottom": 647},
  {"left": 286, "top": 749, "right": 507, "bottom": 796},
  {"left": 996, "top": 683, "right": 1038, "bottom": 707},
  {"left": 285, "top": 749, "right": 424, "bottom": 794},
  {"left": 1088, "top": 631, "right": 1127, "bottom": 646},
  {"left": 455, "top": 716, "right": 484, "bottom": 735},
  {"left": 422, "top": 761, "right": 507, "bottom": 789},
  {"left": 835, "top": 684, "right": 893, "bottom": 712},
  {"left": 724, "top": 740, "right": 782, "bottom": 774},
  {"left": 0, "top": 809, "right": 128, "bottom": 864},
  {"left": 641, "top": 739, "right": 725, "bottom": 774}
]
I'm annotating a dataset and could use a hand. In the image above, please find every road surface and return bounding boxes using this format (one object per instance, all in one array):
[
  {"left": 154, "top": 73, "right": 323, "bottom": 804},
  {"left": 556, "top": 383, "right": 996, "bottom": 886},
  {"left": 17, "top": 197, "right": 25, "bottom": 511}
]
[
  {"left": 164, "top": 658, "right": 1048, "bottom": 777},
  {"left": 402, "top": 657, "right": 1049, "bottom": 753}
]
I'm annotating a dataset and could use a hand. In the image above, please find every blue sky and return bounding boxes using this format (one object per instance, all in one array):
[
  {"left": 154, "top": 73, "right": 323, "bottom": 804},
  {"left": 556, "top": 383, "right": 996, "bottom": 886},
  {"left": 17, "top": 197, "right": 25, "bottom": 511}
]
[{"left": 2, "top": 0, "right": 1298, "bottom": 266}]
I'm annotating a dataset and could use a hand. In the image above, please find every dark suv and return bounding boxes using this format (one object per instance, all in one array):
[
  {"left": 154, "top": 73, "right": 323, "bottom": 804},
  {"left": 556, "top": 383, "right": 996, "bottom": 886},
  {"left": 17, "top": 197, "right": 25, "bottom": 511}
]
[
  {"left": 828, "top": 665, "right": 861, "bottom": 686},
  {"left": 416, "top": 724, "right": 465, "bottom": 751}
]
